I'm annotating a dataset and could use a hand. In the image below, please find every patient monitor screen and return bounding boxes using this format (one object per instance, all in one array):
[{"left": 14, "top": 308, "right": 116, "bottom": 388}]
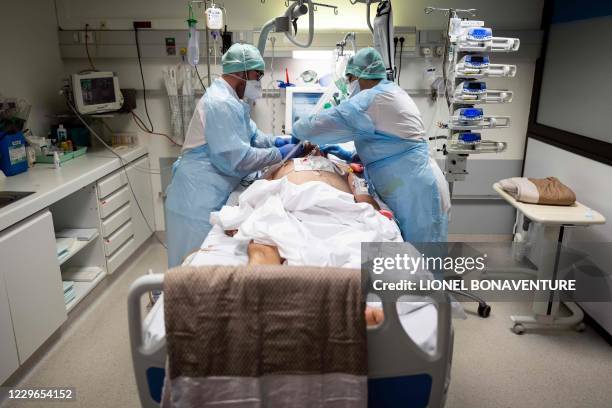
[
  {"left": 80, "top": 77, "right": 117, "bottom": 106},
  {"left": 291, "top": 92, "right": 324, "bottom": 124}
]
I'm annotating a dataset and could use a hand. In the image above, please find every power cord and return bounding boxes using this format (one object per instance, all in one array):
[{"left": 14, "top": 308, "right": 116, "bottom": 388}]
[
  {"left": 194, "top": 64, "right": 207, "bottom": 92},
  {"left": 84, "top": 24, "right": 97, "bottom": 71},
  {"left": 64, "top": 93, "right": 167, "bottom": 249},
  {"left": 133, "top": 25, "right": 154, "bottom": 133},
  {"left": 398, "top": 37, "right": 405, "bottom": 86},
  {"left": 131, "top": 111, "right": 182, "bottom": 147},
  {"left": 393, "top": 37, "right": 398, "bottom": 81}
]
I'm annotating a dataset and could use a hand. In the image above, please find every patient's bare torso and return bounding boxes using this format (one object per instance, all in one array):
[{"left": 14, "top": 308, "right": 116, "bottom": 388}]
[{"left": 266, "top": 157, "right": 352, "bottom": 194}]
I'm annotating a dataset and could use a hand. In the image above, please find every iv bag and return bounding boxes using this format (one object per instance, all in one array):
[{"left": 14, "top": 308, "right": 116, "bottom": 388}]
[{"left": 188, "top": 25, "right": 200, "bottom": 66}]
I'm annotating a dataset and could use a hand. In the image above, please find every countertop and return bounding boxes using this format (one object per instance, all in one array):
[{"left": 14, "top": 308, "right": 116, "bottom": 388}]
[{"left": 0, "top": 145, "right": 147, "bottom": 232}]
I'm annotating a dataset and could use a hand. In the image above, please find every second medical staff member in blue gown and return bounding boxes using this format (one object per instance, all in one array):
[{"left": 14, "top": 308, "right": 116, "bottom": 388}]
[
  {"left": 165, "top": 44, "right": 297, "bottom": 267},
  {"left": 292, "top": 47, "right": 450, "bottom": 242}
]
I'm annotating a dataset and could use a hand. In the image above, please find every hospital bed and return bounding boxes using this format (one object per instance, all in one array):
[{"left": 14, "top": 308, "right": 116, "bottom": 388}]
[{"left": 128, "top": 229, "right": 454, "bottom": 408}]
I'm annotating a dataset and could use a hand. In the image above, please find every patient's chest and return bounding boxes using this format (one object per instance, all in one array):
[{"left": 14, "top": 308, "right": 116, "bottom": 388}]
[{"left": 269, "top": 157, "right": 352, "bottom": 194}]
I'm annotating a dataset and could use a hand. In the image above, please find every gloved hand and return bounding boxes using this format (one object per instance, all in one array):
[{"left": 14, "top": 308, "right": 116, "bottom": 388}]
[
  {"left": 278, "top": 143, "right": 303, "bottom": 160},
  {"left": 320, "top": 144, "right": 358, "bottom": 162},
  {"left": 291, "top": 136, "right": 300, "bottom": 144},
  {"left": 274, "top": 136, "right": 292, "bottom": 147}
]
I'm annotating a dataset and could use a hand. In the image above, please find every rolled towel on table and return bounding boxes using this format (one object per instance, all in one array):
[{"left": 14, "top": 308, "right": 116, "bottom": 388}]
[{"left": 499, "top": 176, "right": 576, "bottom": 206}]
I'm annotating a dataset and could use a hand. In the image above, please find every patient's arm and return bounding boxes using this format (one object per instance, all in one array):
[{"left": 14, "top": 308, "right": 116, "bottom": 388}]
[
  {"left": 247, "top": 242, "right": 284, "bottom": 265},
  {"left": 246, "top": 241, "right": 384, "bottom": 326}
]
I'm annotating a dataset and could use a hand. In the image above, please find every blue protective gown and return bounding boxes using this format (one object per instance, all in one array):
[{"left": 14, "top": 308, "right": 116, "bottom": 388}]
[
  {"left": 292, "top": 80, "right": 448, "bottom": 243},
  {"left": 165, "top": 79, "right": 281, "bottom": 267}
]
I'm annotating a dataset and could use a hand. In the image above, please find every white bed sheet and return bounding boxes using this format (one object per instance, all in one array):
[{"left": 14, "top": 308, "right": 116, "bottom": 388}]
[{"left": 143, "top": 225, "right": 438, "bottom": 355}]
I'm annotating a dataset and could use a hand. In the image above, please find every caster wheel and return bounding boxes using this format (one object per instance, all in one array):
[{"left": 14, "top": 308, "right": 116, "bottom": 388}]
[
  {"left": 575, "top": 322, "right": 586, "bottom": 332},
  {"left": 477, "top": 304, "right": 491, "bottom": 318},
  {"left": 512, "top": 323, "right": 525, "bottom": 335}
]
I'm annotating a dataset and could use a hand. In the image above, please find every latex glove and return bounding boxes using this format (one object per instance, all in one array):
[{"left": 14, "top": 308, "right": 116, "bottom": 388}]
[
  {"left": 278, "top": 143, "right": 303, "bottom": 160},
  {"left": 291, "top": 136, "right": 300, "bottom": 144},
  {"left": 274, "top": 136, "right": 292, "bottom": 147},
  {"left": 320, "top": 144, "right": 358, "bottom": 162}
]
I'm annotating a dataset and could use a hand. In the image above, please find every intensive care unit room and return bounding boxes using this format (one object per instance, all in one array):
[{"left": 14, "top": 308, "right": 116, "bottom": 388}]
[{"left": 0, "top": 1, "right": 611, "bottom": 407}]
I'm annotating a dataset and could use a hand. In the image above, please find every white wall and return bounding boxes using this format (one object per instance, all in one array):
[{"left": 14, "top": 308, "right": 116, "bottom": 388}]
[
  {"left": 56, "top": 0, "right": 544, "bottom": 230},
  {"left": 0, "top": 1, "right": 65, "bottom": 136},
  {"left": 56, "top": 0, "right": 544, "bottom": 31}
]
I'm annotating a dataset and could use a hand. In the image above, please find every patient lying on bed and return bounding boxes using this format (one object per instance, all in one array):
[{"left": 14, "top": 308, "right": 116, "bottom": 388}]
[{"left": 244, "top": 146, "right": 387, "bottom": 326}]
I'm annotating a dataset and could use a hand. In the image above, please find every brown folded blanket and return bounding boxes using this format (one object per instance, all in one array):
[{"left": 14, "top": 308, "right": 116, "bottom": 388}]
[
  {"left": 499, "top": 176, "right": 576, "bottom": 206},
  {"left": 162, "top": 265, "right": 367, "bottom": 408}
]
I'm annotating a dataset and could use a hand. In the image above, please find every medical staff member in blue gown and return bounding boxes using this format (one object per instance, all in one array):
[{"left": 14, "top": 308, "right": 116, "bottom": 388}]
[
  {"left": 165, "top": 44, "right": 297, "bottom": 267},
  {"left": 292, "top": 47, "right": 450, "bottom": 242}
]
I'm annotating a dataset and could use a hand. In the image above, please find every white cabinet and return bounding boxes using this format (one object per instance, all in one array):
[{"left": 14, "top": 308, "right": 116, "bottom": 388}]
[
  {"left": 0, "top": 210, "right": 66, "bottom": 363},
  {"left": 0, "top": 267, "right": 19, "bottom": 384}
]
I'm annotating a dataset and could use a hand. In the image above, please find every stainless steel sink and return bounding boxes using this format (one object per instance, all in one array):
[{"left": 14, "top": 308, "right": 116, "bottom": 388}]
[{"left": 0, "top": 191, "right": 34, "bottom": 209}]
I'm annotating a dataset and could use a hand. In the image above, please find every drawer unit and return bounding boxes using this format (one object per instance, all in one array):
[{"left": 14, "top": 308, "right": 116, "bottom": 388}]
[
  {"left": 107, "top": 237, "right": 136, "bottom": 274},
  {"left": 94, "top": 153, "right": 154, "bottom": 274},
  {"left": 99, "top": 186, "right": 130, "bottom": 219},
  {"left": 101, "top": 204, "right": 131, "bottom": 238},
  {"left": 104, "top": 221, "right": 134, "bottom": 256},
  {"left": 97, "top": 170, "right": 128, "bottom": 199}
]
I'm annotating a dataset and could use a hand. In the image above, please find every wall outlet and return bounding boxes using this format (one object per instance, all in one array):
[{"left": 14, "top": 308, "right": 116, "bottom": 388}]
[{"left": 79, "top": 31, "right": 95, "bottom": 44}]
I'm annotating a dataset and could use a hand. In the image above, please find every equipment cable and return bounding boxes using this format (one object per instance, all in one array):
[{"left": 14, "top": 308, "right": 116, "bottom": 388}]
[
  {"left": 84, "top": 24, "right": 97, "bottom": 71},
  {"left": 133, "top": 26, "right": 155, "bottom": 133},
  {"left": 398, "top": 37, "right": 405, "bottom": 85}
]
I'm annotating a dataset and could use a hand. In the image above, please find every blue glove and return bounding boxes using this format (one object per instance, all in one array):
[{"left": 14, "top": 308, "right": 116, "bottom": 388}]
[
  {"left": 320, "top": 144, "right": 358, "bottom": 162},
  {"left": 274, "top": 136, "right": 292, "bottom": 147},
  {"left": 278, "top": 143, "right": 303, "bottom": 160},
  {"left": 291, "top": 136, "right": 300, "bottom": 144}
]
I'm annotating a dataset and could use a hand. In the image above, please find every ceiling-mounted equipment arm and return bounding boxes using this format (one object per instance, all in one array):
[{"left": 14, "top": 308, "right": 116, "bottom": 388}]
[
  {"left": 257, "top": 0, "right": 314, "bottom": 56},
  {"left": 366, "top": 0, "right": 375, "bottom": 33},
  {"left": 283, "top": 0, "right": 314, "bottom": 48}
]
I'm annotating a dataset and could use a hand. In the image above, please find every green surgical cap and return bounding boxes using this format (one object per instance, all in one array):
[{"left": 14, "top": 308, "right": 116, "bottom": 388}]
[
  {"left": 345, "top": 47, "right": 387, "bottom": 80},
  {"left": 222, "top": 43, "right": 265, "bottom": 74}
]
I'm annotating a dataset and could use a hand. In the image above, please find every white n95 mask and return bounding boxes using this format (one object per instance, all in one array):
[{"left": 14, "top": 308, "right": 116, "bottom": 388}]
[
  {"left": 348, "top": 80, "right": 361, "bottom": 98},
  {"left": 244, "top": 80, "right": 263, "bottom": 100}
]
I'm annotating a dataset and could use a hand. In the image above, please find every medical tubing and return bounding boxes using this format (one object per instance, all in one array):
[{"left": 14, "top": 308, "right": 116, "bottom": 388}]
[
  {"left": 269, "top": 36, "right": 277, "bottom": 134},
  {"left": 194, "top": 64, "right": 207, "bottom": 92},
  {"left": 205, "top": 26, "right": 212, "bottom": 86},
  {"left": 397, "top": 38, "right": 404, "bottom": 85},
  {"left": 284, "top": 0, "right": 314, "bottom": 48},
  {"left": 442, "top": 13, "right": 453, "bottom": 109},
  {"left": 65, "top": 96, "right": 167, "bottom": 249}
]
